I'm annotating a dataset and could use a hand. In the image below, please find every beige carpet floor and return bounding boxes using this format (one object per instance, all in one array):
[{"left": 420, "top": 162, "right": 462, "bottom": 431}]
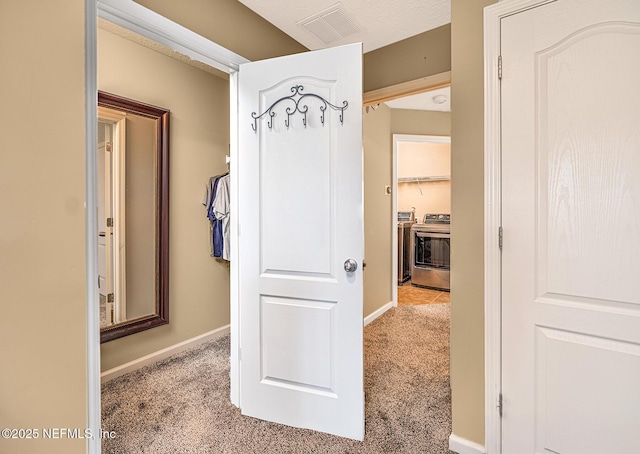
[{"left": 101, "top": 304, "right": 452, "bottom": 453}]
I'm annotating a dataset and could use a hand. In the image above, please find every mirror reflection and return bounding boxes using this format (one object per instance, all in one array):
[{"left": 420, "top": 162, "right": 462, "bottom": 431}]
[{"left": 98, "top": 91, "right": 170, "bottom": 343}]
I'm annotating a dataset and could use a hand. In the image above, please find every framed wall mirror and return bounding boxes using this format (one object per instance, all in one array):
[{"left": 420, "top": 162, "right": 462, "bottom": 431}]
[{"left": 98, "top": 91, "right": 170, "bottom": 343}]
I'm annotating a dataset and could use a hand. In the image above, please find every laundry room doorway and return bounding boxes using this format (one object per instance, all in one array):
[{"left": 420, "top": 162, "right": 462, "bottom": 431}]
[{"left": 393, "top": 134, "right": 451, "bottom": 307}]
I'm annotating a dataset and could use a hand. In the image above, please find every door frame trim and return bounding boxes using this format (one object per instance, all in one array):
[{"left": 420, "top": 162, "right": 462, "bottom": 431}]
[
  {"left": 87, "top": 1, "right": 248, "bottom": 451},
  {"left": 484, "top": 1, "right": 556, "bottom": 452},
  {"left": 483, "top": 3, "right": 503, "bottom": 452},
  {"left": 97, "top": 0, "right": 249, "bottom": 72},
  {"left": 363, "top": 71, "right": 451, "bottom": 106},
  {"left": 85, "top": 1, "right": 99, "bottom": 451},
  {"left": 229, "top": 70, "right": 240, "bottom": 408}
]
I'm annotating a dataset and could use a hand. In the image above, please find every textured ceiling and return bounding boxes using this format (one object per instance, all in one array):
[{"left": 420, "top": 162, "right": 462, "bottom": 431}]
[{"left": 238, "top": 0, "right": 451, "bottom": 53}]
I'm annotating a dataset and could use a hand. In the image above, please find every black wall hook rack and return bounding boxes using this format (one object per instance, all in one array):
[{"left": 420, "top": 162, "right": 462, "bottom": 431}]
[{"left": 251, "top": 85, "right": 348, "bottom": 132}]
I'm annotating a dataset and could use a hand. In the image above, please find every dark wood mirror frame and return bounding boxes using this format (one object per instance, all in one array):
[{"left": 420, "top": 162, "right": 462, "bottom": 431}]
[{"left": 99, "top": 91, "right": 170, "bottom": 343}]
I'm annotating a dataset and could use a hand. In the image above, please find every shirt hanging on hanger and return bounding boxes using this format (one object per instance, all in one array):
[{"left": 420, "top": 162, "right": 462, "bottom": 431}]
[
  {"left": 213, "top": 174, "right": 230, "bottom": 261},
  {"left": 203, "top": 175, "right": 225, "bottom": 258}
]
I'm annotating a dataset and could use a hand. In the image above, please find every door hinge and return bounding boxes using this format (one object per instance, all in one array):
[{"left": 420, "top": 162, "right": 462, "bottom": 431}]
[
  {"left": 498, "top": 55, "right": 503, "bottom": 80},
  {"left": 498, "top": 393, "right": 503, "bottom": 417},
  {"left": 107, "top": 293, "right": 114, "bottom": 303},
  {"left": 107, "top": 217, "right": 113, "bottom": 227},
  {"left": 106, "top": 142, "right": 113, "bottom": 152},
  {"left": 498, "top": 226, "right": 503, "bottom": 250}
]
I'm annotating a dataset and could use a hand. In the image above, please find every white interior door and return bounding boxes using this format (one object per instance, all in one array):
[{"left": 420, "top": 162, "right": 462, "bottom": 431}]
[
  {"left": 104, "top": 125, "right": 115, "bottom": 324},
  {"left": 97, "top": 135, "right": 108, "bottom": 324},
  {"left": 501, "top": 1, "right": 640, "bottom": 452},
  {"left": 237, "top": 43, "right": 364, "bottom": 440},
  {"left": 98, "top": 122, "right": 115, "bottom": 326}
]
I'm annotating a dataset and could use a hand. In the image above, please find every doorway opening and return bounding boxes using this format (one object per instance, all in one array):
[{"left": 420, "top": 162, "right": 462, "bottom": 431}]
[
  {"left": 394, "top": 134, "right": 451, "bottom": 307},
  {"left": 386, "top": 91, "right": 452, "bottom": 310}
]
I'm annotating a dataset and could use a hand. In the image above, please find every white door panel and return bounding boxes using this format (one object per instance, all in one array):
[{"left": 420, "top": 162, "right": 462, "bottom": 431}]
[
  {"left": 501, "top": 1, "right": 640, "bottom": 452},
  {"left": 238, "top": 43, "right": 364, "bottom": 440},
  {"left": 259, "top": 78, "right": 336, "bottom": 276},
  {"left": 536, "top": 327, "right": 640, "bottom": 454}
]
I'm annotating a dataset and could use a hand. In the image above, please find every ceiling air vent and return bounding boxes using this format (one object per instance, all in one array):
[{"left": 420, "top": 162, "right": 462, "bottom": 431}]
[{"left": 298, "top": 4, "right": 363, "bottom": 46}]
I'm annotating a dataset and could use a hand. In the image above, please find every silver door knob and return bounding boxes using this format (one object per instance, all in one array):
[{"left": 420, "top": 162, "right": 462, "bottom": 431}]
[{"left": 344, "top": 259, "right": 358, "bottom": 273}]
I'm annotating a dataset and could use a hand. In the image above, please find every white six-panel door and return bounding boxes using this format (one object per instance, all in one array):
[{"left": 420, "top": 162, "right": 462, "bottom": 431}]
[
  {"left": 501, "top": 1, "right": 640, "bottom": 452},
  {"left": 237, "top": 43, "right": 364, "bottom": 440}
]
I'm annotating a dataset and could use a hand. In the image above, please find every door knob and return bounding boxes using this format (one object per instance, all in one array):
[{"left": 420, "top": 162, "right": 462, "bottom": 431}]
[{"left": 344, "top": 259, "right": 358, "bottom": 273}]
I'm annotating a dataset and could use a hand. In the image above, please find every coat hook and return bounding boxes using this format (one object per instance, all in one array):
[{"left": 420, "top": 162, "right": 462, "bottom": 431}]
[
  {"left": 285, "top": 107, "right": 294, "bottom": 129},
  {"left": 251, "top": 84, "right": 347, "bottom": 132}
]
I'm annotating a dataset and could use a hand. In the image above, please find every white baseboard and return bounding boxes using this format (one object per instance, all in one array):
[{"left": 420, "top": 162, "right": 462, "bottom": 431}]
[
  {"left": 101, "top": 324, "right": 230, "bottom": 383},
  {"left": 449, "top": 433, "right": 486, "bottom": 454},
  {"left": 363, "top": 301, "right": 393, "bottom": 326}
]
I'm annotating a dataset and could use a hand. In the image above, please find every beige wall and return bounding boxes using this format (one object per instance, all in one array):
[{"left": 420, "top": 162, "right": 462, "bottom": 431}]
[
  {"left": 0, "top": 1, "right": 87, "bottom": 453},
  {"left": 363, "top": 105, "right": 393, "bottom": 316},
  {"left": 98, "top": 27, "right": 231, "bottom": 370},
  {"left": 134, "top": 0, "right": 308, "bottom": 61},
  {"left": 363, "top": 24, "right": 451, "bottom": 92},
  {"left": 392, "top": 110, "right": 451, "bottom": 136},
  {"left": 450, "top": 0, "right": 498, "bottom": 445}
]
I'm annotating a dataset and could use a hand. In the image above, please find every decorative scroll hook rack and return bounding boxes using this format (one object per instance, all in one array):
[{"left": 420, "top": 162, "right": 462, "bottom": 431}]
[{"left": 251, "top": 85, "right": 348, "bottom": 132}]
